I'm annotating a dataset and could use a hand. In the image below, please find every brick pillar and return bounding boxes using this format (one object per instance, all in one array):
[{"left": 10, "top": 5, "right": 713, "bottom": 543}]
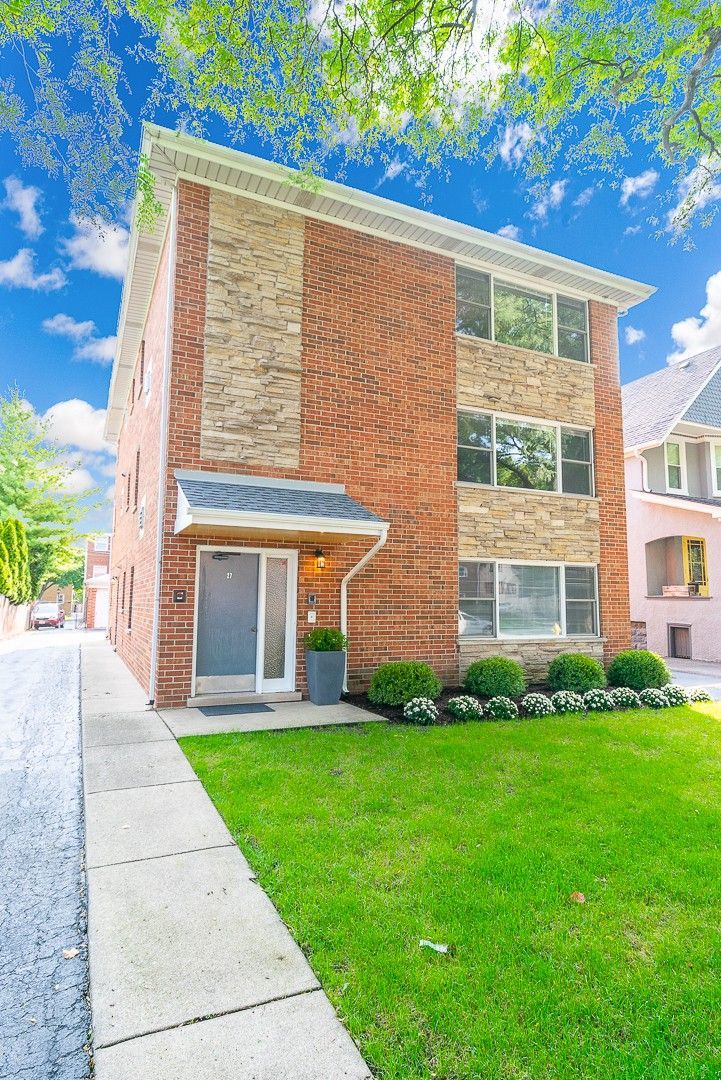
[{"left": 589, "top": 300, "right": 631, "bottom": 660}]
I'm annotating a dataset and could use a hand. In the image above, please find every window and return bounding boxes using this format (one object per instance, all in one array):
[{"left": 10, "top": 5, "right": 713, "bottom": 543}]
[
  {"left": 138, "top": 342, "right": 145, "bottom": 399},
  {"left": 455, "top": 267, "right": 590, "bottom": 363},
  {"left": 133, "top": 449, "right": 140, "bottom": 512},
  {"left": 711, "top": 442, "right": 721, "bottom": 495},
  {"left": 495, "top": 417, "right": 556, "bottom": 491},
  {"left": 127, "top": 566, "right": 134, "bottom": 630},
  {"left": 457, "top": 411, "right": 492, "bottom": 484},
  {"left": 125, "top": 471, "right": 131, "bottom": 511},
  {"left": 665, "top": 440, "right": 686, "bottom": 492},
  {"left": 456, "top": 267, "right": 491, "bottom": 340},
  {"left": 459, "top": 561, "right": 599, "bottom": 638},
  {"left": 92, "top": 565, "right": 104, "bottom": 577},
  {"left": 94, "top": 536, "right": 108, "bottom": 552},
  {"left": 494, "top": 281, "right": 553, "bottom": 355},
  {"left": 138, "top": 497, "right": 146, "bottom": 539},
  {"left": 457, "top": 410, "right": 594, "bottom": 496},
  {"left": 682, "top": 537, "right": 709, "bottom": 597},
  {"left": 121, "top": 571, "right": 126, "bottom": 613}
]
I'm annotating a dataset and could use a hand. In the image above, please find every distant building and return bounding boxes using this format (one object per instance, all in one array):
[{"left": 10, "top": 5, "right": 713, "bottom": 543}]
[
  {"left": 84, "top": 535, "right": 111, "bottom": 630},
  {"left": 39, "top": 582, "right": 75, "bottom": 618},
  {"left": 623, "top": 345, "right": 721, "bottom": 662}
]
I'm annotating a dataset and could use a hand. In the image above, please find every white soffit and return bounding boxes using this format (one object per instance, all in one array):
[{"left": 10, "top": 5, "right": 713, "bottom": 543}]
[{"left": 105, "top": 123, "right": 656, "bottom": 441}]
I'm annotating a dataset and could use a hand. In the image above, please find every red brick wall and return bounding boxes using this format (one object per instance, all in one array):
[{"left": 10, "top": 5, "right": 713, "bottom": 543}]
[
  {"left": 590, "top": 299, "right": 632, "bottom": 659},
  {"left": 149, "top": 182, "right": 459, "bottom": 707},
  {"left": 109, "top": 236, "right": 169, "bottom": 694}
]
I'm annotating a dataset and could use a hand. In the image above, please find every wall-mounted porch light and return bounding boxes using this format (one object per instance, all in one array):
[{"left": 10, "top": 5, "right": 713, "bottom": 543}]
[{"left": 314, "top": 548, "right": 326, "bottom": 571}]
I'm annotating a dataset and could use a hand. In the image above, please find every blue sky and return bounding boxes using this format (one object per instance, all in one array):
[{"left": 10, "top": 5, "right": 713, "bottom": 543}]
[{"left": 0, "top": 63, "right": 720, "bottom": 531}]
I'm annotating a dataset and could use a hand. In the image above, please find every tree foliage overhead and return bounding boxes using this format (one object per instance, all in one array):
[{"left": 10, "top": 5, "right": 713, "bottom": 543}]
[
  {"left": 0, "top": 389, "right": 98, "bottom": 597},
  {"left": 0, "top": 0, "right": 719, "bottom": 228}
]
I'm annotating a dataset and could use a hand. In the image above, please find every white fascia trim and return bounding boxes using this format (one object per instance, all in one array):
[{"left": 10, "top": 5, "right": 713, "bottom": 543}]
[
  {"left": 175, "top": 503, "right": 389, "bottom": 538},
  {"left": 631, "top": 489, "right": 721, "bottom": 518},
  {"left": 174, "top": 468, "right": 346, "bottom": 494}
]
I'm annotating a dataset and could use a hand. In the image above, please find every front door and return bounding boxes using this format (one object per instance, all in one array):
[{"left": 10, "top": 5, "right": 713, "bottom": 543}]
[
  {"left": 194, "top": 549, "right": 297, "bottom": 696},
  {"left": 668, "top": 624, "right": 691, "bottom": 660}
]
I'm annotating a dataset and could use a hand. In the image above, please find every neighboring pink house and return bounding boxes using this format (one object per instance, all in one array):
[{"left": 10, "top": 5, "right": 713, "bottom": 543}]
[{"left": 623, "top": 345, "right": 721, "bottom": 661}]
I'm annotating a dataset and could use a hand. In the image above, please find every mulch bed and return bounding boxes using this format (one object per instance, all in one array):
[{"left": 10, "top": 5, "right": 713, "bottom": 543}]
[{"left": 343, "top": 686, "right": 549, "bottom": 724}]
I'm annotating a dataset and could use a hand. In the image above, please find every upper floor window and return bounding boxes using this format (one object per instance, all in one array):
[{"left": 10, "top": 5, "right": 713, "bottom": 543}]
[
  {"left": 664, "top": 440, "right": 687, "bottom": 492},
  {"left": 457, "top": 410, "right": 594, "bottom": 496},
  {"left": 455, "top": 266, "right": 589, "bottom": 363},
  {"left": 94, "top": 536, "right": 108, "bottom": 552},
  {"left": 711, "top": 442, "right": 721, "bottom": 496}
]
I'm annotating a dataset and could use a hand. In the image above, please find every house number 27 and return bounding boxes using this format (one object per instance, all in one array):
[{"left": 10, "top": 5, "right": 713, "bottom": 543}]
[{"left": 226, "top": 571, "right": 233, "bottom": 579}]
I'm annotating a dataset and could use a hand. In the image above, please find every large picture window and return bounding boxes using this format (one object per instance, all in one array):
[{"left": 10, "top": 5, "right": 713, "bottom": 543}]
[
  {"left": 459, "top": 561, "right": 599, "bottom": 638},
  {"left": 457, "top": 410, "right": 594, "bottom": 496},
  {"left": 455, "top": 266, "right": 589, "bottom": 362}
]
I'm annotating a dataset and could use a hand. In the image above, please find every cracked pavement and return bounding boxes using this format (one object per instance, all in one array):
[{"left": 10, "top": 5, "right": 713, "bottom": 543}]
[{"left": 0, "top": 633, "right": 91, "bottom": 1080}]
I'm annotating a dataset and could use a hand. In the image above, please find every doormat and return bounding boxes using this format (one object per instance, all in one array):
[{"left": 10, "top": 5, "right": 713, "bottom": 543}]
[{"left": 198, "top": 703, "right": 275, "bottom": 716}]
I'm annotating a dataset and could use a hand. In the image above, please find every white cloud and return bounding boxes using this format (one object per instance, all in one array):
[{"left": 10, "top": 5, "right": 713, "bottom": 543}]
[
  {"left": 667, "top": 269, "right": 721, "bottom": 363},
  {"left": 499, "top": 122, "right": 534, "bottom": 167},
  {"left": 666, "top": 160, "right": 721, "bottom": 231},
  {"left": 529, "top": 180, "right": 568, "bottom": 221},
  {"left": 497, "top": 224, "right": 521, "bottom": 241},
  {"left": 624, "top": 326, "right": 646, "bottom": 345},
  {"left": 573, "top": 186, "right": 595, "bottom": 208},
  {"left": 59, "top": 467, "right": 96, "bottom": 495},
  {"left": 0, "top": 248, "right": 66, "bottom": 291},
  {"left": 376, "top": 158, "right": 406, "bottom": 188},
  {"left": 2, "top": 176, "right": 43, "bottom": 239},
  {"left": 42, "top": 398, "right": 114, "bottom": 455},
  {"left": 62, "top": 214, "right": 129, "bottom": 280},
  {"left": 74, "top": 336, "right": 117, "bottom": 365},
  {"left": 42, "top": 312, "right": 96, "bottom": 340},
  {"left": 471, "top": 190, "right": 488, "bottom": 215},
  {"left": 624, "top": 224, "right": 642, "bottom": 236},
  {"left": 105, "top": 484, "right": 115, "bottom": 502},
  {"left": 619, "top": 169, "right": 659, "bottom": 207}
]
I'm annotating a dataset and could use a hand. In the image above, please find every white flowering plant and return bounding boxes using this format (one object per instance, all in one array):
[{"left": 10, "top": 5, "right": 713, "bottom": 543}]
[
  {"left": 661, "top": 685, "right": 689, "bottom": 707},
  {"left": 688, "top": 687, "right": 712, "bottom": 703},
  {"left": 485, "top": 696, "right": 519, "bottom": 720},
  {"left": 550, "top": 690, "right": 584, "bottom": 715},
  {"left": 403, "top": 697, "right": 439, "bottom": 725},
  {"left": 521, "top": 693, "right": 555, "bottom": 718},
  {"left": 447, "top": 696, "right": 485, "bottom": 721},
  {"left": 583, "top": 688, "right": 614, "bottom": 712},
  {"left": 608, "top": 687, "right": 641, "bottom": 710},
  {"left": 639, "top": 687, "right": 668, "bottom": 709}
]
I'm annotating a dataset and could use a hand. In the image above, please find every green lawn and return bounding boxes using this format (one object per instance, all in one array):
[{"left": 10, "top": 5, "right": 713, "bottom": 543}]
[{"left": 182, "top": 705, "right": 721, "bottom": 1079}]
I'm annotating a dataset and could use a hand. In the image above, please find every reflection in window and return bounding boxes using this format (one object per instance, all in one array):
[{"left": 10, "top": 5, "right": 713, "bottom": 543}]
[{"left": 495, "top": 418, "right": 557, "bottom": 491}]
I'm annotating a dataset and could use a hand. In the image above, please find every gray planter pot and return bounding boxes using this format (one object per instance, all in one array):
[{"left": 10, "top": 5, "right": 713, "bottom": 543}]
[{"left": 305, "top": 650, "right": 346, "bottom": 705}]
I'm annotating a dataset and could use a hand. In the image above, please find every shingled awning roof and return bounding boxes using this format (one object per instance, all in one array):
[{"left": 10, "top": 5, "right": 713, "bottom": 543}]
[
  {"left": 174, "top": 470, "right": 389, "bottom": 542},
  {"left": 622, "top": 344, "right": 721, "bottom": 450}
]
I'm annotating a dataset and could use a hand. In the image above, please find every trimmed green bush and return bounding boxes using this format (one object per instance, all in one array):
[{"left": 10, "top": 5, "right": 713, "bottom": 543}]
[
  {"left": 464, "top": 657, "right": 526, "bottom": 698},
  {"left": 547, "top": 653, "right": 606, "bottom": 694},
  {"left": 607, "top": 649, "right": 670, "bottom": 692},
  {"left": 303, "top": 627, "right": 348, "bottom": 651},
  {"left": 368, "top": 661, "right": 442, "bottom": 706}
]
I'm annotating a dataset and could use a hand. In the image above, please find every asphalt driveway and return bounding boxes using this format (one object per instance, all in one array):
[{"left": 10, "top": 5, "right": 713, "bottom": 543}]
[{"left": 0, "top": 630, "right": 90, "bottom": 1080}]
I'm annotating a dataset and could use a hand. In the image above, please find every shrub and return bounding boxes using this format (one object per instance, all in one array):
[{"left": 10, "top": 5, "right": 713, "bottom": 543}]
[
  {"left": 521, "top": 693, "right": 555, "bottom": 718},
  {"left": 550, "top": 690, "right": 585, "bottom": 715},
  {"left": 303, "top": 627, "right": 348, "bottom": 651},
  {"left": 485, "top": 696, "right": 519, "bottom": 720},
  {"left": 639, "top": 687, "right": 669, "bottom": 709},
  {"left": 464, "top": 657, "right": 526, "bottom": 698},
  {"left": 608, "top": 687, "right": 641, "bottom": 710},
  {"left": 403, "top": 697, "right": 439, "bottom": 725},
  {"left": 368, "top": 661, "right": 442, "bottom": 706},
  {"left": 583, "top": 688, "right": 614, "bottom": 712},
  {"left": 689, "top": 687, "right": 712, "bottom": 703},
  {"left": 607, "top": 649, "right": 670, "bottom": 691},
  {"left": 661, "top": 684, "right": 689, "bottom": 707},
  {"left": 547, "top": 653, "right": 606, "bottom": 694},
  {"left": 447, "top": 696, "right": 485, "bottom": 721}
]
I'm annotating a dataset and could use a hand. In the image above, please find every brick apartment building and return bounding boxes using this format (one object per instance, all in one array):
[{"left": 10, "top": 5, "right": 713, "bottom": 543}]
[
  {"left": 106, "top": 125, "right": 654, "bottom": 709},
  {"left": 84, "top": 534, "right": 111, "bottom": 630}
]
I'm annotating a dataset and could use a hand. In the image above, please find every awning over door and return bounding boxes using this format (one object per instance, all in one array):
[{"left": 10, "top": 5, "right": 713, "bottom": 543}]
[{"left": 174, "top": 470, "right": 389, "bottom": 542}]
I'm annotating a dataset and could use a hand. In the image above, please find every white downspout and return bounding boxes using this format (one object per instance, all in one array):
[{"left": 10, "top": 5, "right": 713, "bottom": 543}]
[
  {"left": 633, "top": 448, "right": 650, "bottom": 492},
  {"left": 340, "top": 528, "right": 388, "bottom": 692},
  {"left": 148, "top": 188, "right": 178, "bottom": 706}
]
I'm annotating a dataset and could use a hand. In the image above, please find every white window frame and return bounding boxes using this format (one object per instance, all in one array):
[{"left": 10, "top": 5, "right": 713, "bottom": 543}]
[
  {"left": 457, "top": 407, "right": 595, "bottom": 497},
  {"left": 664, "top": 438, "right": 688, "bottom": 494},
  {"left": 94, "top": 536, "right": 109, "bottom": 552},
  {"left": 459, "top": 558, "right": 600, "bottom": 640},
  {"left": 455, "top": 264, "right": 590, "bottom": 364},
  {"left": 709, "top": 439, "right": 721, "bottom": 497},
  {"left": 191, "top": 546, "right": 298, "bottom": 696}
]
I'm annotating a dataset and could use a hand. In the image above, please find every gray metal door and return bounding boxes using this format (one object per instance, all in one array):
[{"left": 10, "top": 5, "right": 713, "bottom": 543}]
[{"left": 196, "top": 552, "right": 259, "bottom": 693}]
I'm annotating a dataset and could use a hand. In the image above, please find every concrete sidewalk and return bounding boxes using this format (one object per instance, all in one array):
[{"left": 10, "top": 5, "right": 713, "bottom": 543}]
[
  {"left": 669, "top": 658, "right": 721, "bottom": 701},
  {"left": 82, "top": 640, "right": 370, "bottom": 1078}
]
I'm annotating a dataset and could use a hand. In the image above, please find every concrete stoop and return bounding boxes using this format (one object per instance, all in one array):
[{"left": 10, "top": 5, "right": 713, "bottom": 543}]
[{"left": 81, "top": 642, "right": 370, "bottom": 1078}]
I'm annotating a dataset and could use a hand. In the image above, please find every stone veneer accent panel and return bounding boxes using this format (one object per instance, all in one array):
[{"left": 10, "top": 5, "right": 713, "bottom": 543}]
[
  {"left": 457, "top": 486, "right": 600, "bottom": 563},
  {"left": 459, "top": 637, "right": 605, "bottom": 684},
  {"left": 200, "top": 189, "right": 304, "bottom": 466},
  {"left": 457, "top": 336, "right": 595, "bottom": 426}
]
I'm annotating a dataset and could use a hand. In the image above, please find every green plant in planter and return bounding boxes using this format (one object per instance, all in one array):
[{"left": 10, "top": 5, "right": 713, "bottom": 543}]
[
  {"left": 304, "top": 627, "right": 348, "bottom": 705},
  {"left": 303, "top": 627, "right": 348, "bottom": 651},
  {"left": 547, "top": 653, "right": 606, "bottom": 694}
]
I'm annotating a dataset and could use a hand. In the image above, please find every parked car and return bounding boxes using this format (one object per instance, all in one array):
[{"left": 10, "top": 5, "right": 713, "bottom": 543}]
[{"left": 31, "top": 602, "right": 65, "bottom": 630}]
